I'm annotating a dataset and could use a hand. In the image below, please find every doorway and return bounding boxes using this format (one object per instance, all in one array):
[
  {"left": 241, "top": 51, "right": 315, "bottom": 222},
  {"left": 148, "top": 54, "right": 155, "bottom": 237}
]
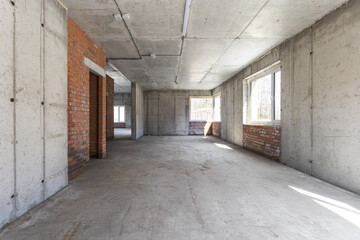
[
  {"left": 113, "top": 90, "right": 132, "bottom": 140},
  {"left": 89, "top": 72, "right": 99, "bottom": 157}
]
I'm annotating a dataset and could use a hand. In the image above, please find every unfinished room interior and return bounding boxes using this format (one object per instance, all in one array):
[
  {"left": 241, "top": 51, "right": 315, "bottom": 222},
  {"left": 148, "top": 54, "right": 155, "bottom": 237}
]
[{"left": 1, "top": 0, "right": 360, "bottom": 239}]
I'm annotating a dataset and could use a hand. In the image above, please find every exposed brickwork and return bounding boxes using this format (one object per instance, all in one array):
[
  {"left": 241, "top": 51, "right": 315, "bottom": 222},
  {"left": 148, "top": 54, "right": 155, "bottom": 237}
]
[
  {"left": 212, "top": 122, "right": 221, "bottom": 138},
  {"left": 67, "top": 18, "right": 107, "bottom": 179},
  {"left": 189, "top": 121, "right": 212, "bottom": 135},
  {"left": 114, "top": 122, "right": 126, "bottom": 128},
  {"left": 106, "top": 76, "right": 114, "bottom": 139},
  {"left": 243, "top": 125, "right": 280, "bottom": 160}
]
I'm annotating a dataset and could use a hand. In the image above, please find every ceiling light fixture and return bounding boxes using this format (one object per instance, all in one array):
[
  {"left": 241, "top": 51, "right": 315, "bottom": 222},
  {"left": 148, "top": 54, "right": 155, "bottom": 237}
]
[
  {"left": 175, "top": 76, "right": 179, "bottom": 84},
  {"left": 182, "top": 0, "right": 192, "bottom": 36},
  {"left": 113, "top": 13, "right": 122, "bottom": 21},
  {"left": 122, "top": 13, "right": 131, "bottom": 21}
]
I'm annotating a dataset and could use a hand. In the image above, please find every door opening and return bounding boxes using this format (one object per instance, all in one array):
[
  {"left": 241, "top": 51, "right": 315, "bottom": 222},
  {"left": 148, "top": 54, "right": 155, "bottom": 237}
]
[{"left": 89, "top": 72, "right": 99, "bottom": 157}]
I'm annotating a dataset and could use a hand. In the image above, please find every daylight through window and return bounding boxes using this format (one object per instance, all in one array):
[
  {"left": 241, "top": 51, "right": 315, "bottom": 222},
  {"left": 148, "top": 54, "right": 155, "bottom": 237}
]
[
  {"left": 114, "top": 106, "right": 125, "bottom": 123},
  {"left": 190, "top": 95, "right": 221, "bottom": 121},
  {"left": 249, "top": 69, "right": 281, "bottom": 123}
]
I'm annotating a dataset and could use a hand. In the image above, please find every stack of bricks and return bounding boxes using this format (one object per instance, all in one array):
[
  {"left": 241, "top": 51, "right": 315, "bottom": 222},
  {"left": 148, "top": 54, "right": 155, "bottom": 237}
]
[
  {"left": 243, "top": 125, "right": 281, "bottom": 160},
  {"left": 106, "top": 76, "right": 114, "bottom": 139},
  {"left": 67, "top": 18, "right": 107, "bottom": 179}
]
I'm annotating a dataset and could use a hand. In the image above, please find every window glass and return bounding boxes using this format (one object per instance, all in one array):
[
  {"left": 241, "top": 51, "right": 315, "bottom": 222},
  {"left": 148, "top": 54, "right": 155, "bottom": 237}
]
[
  {"left": 250, "top": 74, "right": 272, "bottom": 121},
  {"left": 275, "top": 71, "right": 281, "bottom": 121},
  {"left": 190, "top": 98, "right": 213, "bottom": 121},
  {"left": 119, "top": 106, "right": 125, "bottom": 122},
  {"left": 114, "top": 106, "right": 119, "bottom": 122}
]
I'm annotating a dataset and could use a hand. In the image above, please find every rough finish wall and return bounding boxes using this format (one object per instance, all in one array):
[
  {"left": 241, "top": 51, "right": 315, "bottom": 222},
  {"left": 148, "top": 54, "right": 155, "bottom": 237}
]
[
  {"left": 144, "top": 90, "right": 211, "bottom": 135},
  {"left": 213, "top": 72, "right": 244, "bottom": 146},
  {"left": 114, "top": 93, "right": 131, "bottom": 128},
  {"left": 216, "top": 0, "right": 360, "bottom": 193},
  {"left": 67, "top": 18, "right": 107, "bottom": 179},
  {"left": 0, "top": 0, "right": 67, "bottom": 229},
  {"left": 106, "top": 76, "right": 114, "bottom": 139},
  {"left": 131, "top": 83, "right": 144, "bottom": 140},
  {"left": 281, "top": 0, "right": 360, "bottom": 193},
  {"left": 244, "top": 125, "right": 281, "bottom": 160}
]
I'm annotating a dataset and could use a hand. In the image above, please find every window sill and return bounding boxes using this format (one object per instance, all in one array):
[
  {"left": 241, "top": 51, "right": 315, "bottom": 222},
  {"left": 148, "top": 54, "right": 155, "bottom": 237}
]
[{"left": 245, "top": 123, "right": 280, "bottom": 126}]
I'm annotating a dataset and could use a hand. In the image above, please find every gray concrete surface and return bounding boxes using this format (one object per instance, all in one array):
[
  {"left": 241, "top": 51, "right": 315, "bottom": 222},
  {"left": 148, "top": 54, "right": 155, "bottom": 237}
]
[
  {"left": 1, "top": 136, "right": 360, "bottom": 239},
  {"left": 114, "top": 128, "right": 132, "bottom": 140},
  {"left": 114, "top": 93, "right": 132, "bottom": 128},
  {"left": 131, "top": 83, "right": 144, "bottom": 140},
  {"left": 214, "top": 0, "right": 360, "bottom": 194},
  {"left": 106, "top": 63, "right": 132, "bottom": 94},
  {"left": 0, "top": 0, "right": 68, "bottom": 228},
  {"left": 144, "top": 90, "right": 211, "bottom": 135},
  {"left": 62, "top": 0, "right": 347, "bottom": 90}
]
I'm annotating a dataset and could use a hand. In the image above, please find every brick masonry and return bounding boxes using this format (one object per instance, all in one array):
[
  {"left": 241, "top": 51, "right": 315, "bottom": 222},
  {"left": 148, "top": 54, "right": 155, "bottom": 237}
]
[
  {"left": 114, "top": 122, "right": 126, "bottom": 128},
  {"left": 243, "top": 125, "right": 281, "bottom": 160},
  {"left": 106, "top": 76, "right": 114, "bottom": 139},
  {"left": 189, "top": 121, "right": 212, "bottom": 135},
  {"left": 212, "top": 122, "right": 221, "bottom": 138},
  {"left": 189, "top": 121, "right": 222, "bottom": 137},
  {"left": 67, "top": 18, "right": 107, "bottom": 179}
]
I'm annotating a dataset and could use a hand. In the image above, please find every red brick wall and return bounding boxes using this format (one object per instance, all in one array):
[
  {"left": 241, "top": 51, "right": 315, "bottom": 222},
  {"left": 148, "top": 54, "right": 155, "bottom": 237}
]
[
  {"left": 67, "top": 18, "right": 107, "bottom": 179},
  {"left": 106, "top": 76, "right": 114, "bottom": 139},
  {"left": 212, "top": 122, "right": 221, "bottom": 138},
  {"left": 243, "top": 125, "right": 280, "bottom": 160},
  {"left": 114, "top": 122, "right": 126, "bottom": 128},
  {"left": 189, "top": 121, "right": 212, "bottom": 135}
]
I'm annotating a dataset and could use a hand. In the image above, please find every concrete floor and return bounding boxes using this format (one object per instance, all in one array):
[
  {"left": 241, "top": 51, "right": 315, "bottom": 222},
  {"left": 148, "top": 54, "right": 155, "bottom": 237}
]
[
  {"left": 1, "top": 136, "right": 360, "bottom": 240},
  {"left": 114, "top": 128, "right": 131, "bottom": 140}
]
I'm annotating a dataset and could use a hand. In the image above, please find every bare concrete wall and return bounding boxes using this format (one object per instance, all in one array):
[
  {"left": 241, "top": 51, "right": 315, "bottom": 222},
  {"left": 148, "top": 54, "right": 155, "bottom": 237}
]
[
  {"left": 0, "top": 0, "right": 68, "bottom": 228},
  {"left": 131, "top": 83, "right": 144, "bottom": 139},
  {"left": 114, "top": 93, "right": 131, "bottom": 128},
  {"left": 213, "top": 72, "right": 244, "bottom": 146},
  {"left": 214, "top": 0, "right": 360, "bottom": 194},
  {"left": 144, "top": 90, "right": 212, "bottom": 135}
]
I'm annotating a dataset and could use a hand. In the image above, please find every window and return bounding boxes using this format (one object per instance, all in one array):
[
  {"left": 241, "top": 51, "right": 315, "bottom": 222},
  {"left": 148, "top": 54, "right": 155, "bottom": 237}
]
[
  {"left": 190, "top": 97, "right": 214, "bottom": 121},
  {"left": 190, "top": 95, "right": 221, "bottom": 121},
  {"left": 214, "top": 95, "right": 221, "bottom": 121},
  {"left": 114, "top": 106, "right": 125, "bottom": 122},
  {"left": 249, "top": 68, "right": 281, "bottom": 123}
]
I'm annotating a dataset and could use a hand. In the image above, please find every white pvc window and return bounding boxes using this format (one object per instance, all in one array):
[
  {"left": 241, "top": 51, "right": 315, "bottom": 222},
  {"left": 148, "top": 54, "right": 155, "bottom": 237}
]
[
  {"left": 114, "top": 106, "right": 125, "bottom": 123},
  {"left": 214, "top": 95, "right": 221, "bottom": 121},
  {"left": 249, "top": 68, "right": 281, "bottom": 123}
]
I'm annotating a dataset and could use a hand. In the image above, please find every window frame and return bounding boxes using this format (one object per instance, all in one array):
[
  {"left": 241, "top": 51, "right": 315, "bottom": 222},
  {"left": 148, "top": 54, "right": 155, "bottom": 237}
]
[
  {"left": 114, "top": 105, "right": 125, "bottom": 123},
  {"left": 246, "top": 65, "right": 281, "bottom": 125},
  {"left": 213, "top": 93, "right": 221, "bottom": 122}
]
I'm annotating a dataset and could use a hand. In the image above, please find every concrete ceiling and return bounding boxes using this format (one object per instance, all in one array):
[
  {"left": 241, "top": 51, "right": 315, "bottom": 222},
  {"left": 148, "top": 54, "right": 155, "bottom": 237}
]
[
  {"left": 105, "top": 64, "right": 131, "bottom": 93},
  {"left": 62, "top": 0, "right": 347, "bottom": 91}
]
